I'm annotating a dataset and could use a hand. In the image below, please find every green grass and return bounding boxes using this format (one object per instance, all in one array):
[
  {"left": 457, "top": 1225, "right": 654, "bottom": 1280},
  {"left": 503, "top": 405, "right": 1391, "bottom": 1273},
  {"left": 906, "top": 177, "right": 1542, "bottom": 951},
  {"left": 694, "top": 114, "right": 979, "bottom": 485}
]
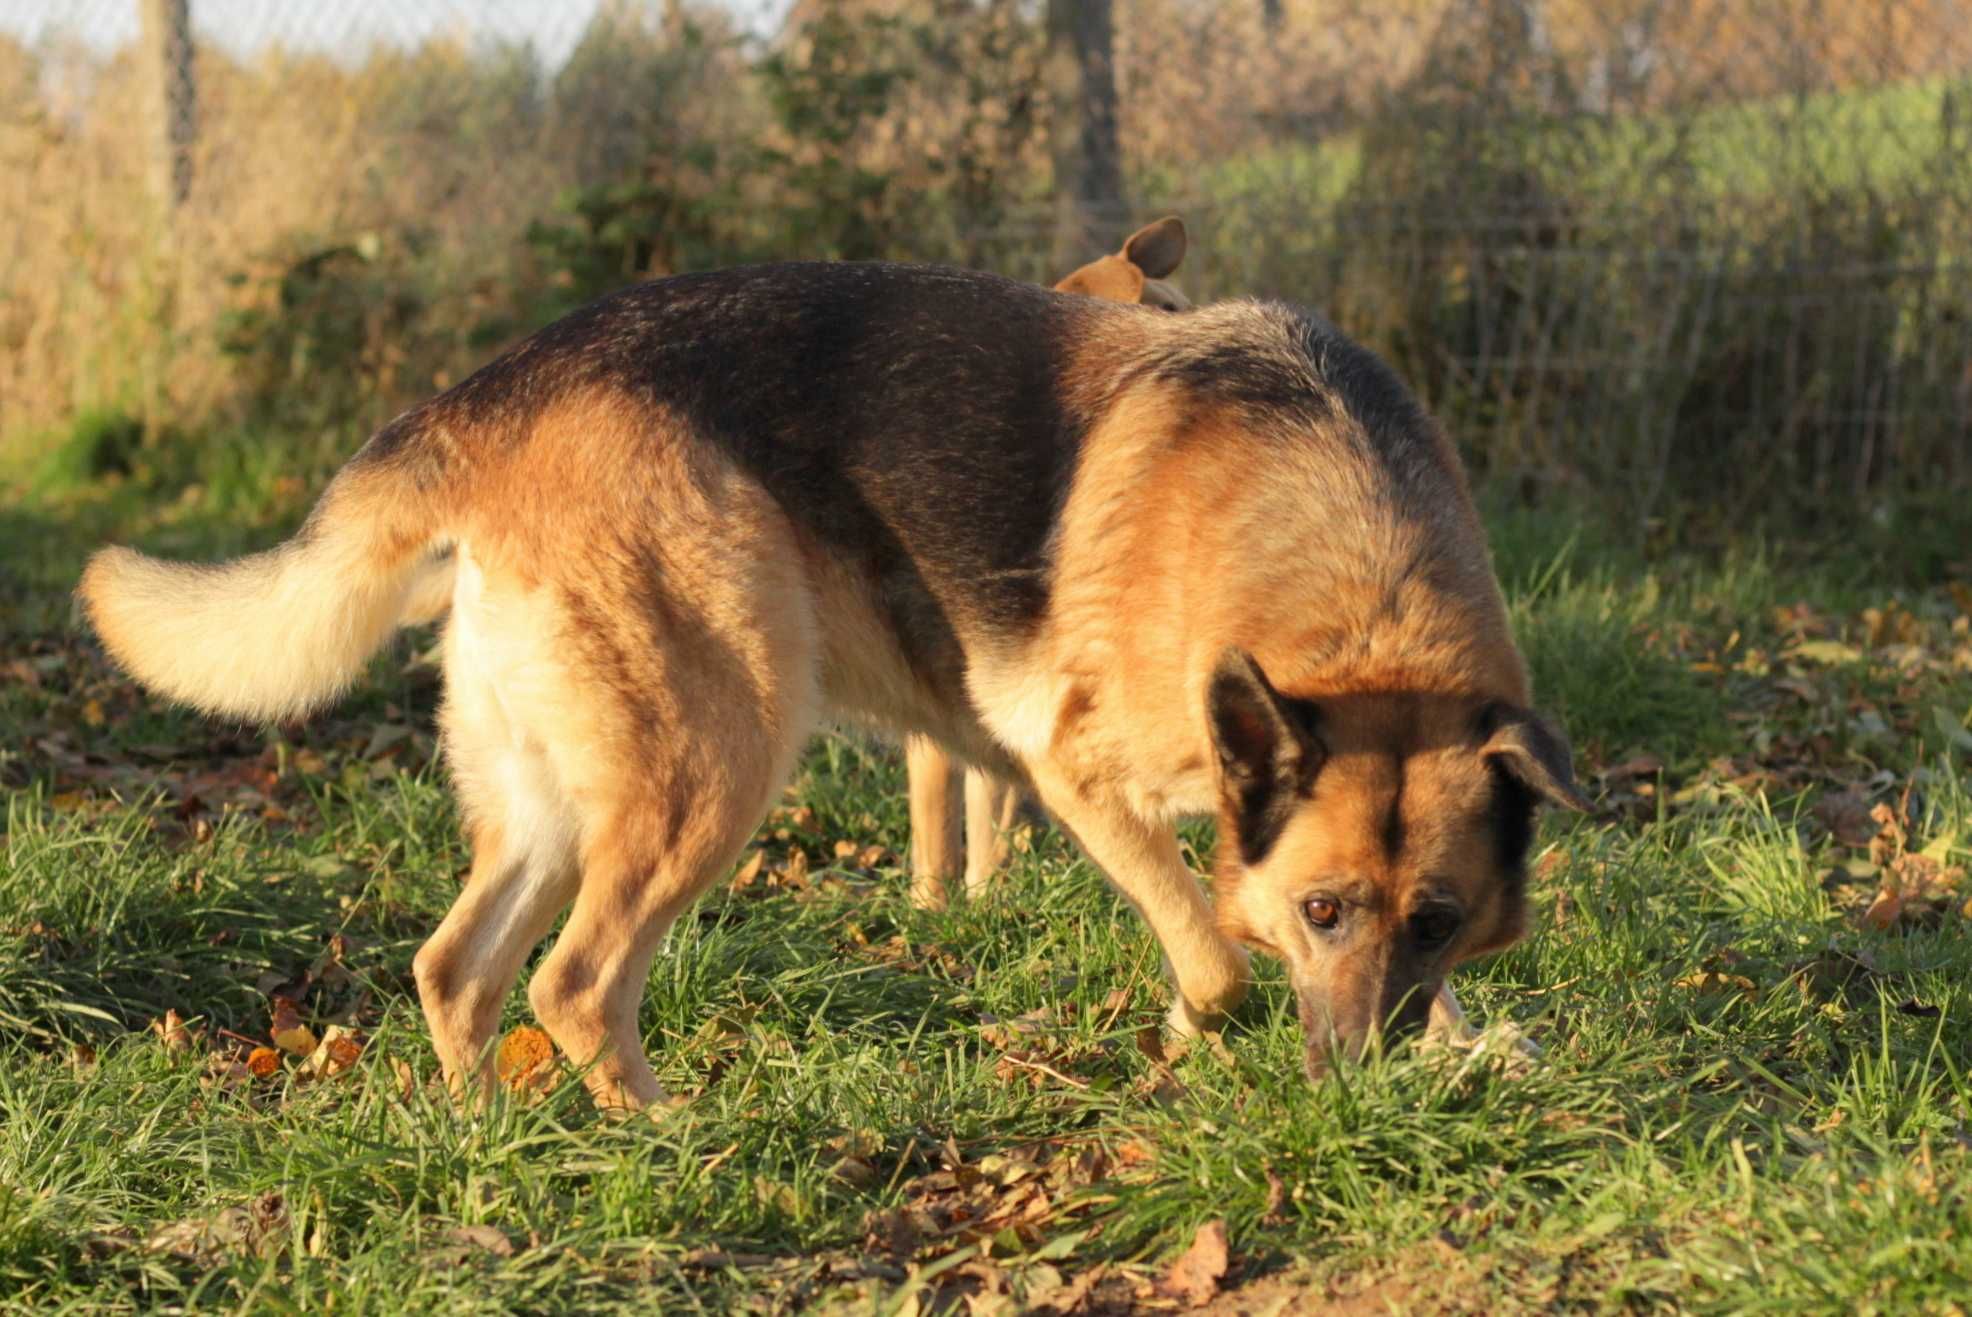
[
  {"left": 1182, "top": 73, "right": 1972, "bottom": 218},
  {"left": 4, "top": 450, "right": 1972, "bottom": 1312}
]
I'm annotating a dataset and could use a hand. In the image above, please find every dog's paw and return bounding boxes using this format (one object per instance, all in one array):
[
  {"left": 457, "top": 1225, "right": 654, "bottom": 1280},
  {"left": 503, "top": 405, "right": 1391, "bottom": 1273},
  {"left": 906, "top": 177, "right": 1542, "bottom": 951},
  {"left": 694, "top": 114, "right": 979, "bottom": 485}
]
[
  {"left": 1166, "top": 994, "right": 1216, "bottom": 1039},
  {"left": 1424, "top": 1016, "right": 1542, "bottom": 1077}
]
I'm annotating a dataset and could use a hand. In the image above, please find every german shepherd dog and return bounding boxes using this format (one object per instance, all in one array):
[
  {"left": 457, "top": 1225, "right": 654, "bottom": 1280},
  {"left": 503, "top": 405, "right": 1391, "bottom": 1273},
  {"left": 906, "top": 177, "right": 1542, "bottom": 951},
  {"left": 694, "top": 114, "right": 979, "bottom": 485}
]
[
  {"left": 905, "top": 216, "right": 1192, "bottom": 909},
  {"left": 81, "top": 254, "right": 1588, "bottom": 1108}
]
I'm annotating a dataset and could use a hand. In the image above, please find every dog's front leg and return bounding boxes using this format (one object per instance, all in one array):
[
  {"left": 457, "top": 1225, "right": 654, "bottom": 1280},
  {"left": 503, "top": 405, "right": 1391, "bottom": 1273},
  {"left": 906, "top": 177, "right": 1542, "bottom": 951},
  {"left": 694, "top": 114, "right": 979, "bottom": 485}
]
[
  {"left": 1426, "top": 982, "right": 1479, "bottom": 1043},
  {"left": 1428, "top": 980, "right": 1542, "bottom": 1059},
  {"left": 1024, "top": 765, "right": 1250, "bottom": 1036}
]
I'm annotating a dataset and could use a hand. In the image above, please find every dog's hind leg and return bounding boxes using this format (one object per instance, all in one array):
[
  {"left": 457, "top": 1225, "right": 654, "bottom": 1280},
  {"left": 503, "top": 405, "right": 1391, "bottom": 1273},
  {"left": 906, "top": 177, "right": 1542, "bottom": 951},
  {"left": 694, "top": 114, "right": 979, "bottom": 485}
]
[
  {"left": 961, "top": 768, "right": 1021, "bottom": 899},
  {"left": 414, "top": 637, "right": 582, "bottom": 1101},
  {"left": 522, "top": 531, "right": 820, "bottom": 1112},
  {"left": 413, "top": 811, "right": 579, "bottom": 1102},
  {"left": 526, "top": 656, "right": 815, "bottom": 1111}
]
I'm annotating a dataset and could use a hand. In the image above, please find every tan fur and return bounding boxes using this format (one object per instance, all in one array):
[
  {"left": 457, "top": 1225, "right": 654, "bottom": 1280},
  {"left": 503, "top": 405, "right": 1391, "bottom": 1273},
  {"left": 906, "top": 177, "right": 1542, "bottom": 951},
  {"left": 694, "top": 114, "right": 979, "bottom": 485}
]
[{"left": 78, "top": 469, "right": 450, "bottom": 721}]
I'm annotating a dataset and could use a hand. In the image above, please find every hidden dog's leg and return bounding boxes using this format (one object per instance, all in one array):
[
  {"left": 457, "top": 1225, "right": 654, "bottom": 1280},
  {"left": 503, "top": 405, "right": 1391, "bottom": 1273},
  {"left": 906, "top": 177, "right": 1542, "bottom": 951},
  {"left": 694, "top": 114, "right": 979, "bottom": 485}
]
[
  {"left": 960, "top": 769, "right": 1021, "bottom": 899},
  {"left": 1025, "top": 767, "right": 1251, "bottom": 1036},
  {"left": 906, "top": 735, "right": 964, "bottom": 910}
]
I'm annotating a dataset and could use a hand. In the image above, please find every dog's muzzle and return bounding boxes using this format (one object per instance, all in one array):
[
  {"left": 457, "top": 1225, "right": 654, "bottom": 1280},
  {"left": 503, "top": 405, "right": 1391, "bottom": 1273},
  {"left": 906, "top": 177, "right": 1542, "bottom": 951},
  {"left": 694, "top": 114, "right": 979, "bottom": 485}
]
[{"left": 1297, "top": 975, "right": 1437, "bottom": 1083}]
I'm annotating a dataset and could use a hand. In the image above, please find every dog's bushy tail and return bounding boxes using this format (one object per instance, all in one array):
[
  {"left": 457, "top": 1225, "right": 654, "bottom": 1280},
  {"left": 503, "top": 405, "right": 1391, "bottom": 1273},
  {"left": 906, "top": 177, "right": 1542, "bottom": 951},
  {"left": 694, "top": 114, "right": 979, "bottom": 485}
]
[{"left": 78, "top": 431, "right": 452, "bottom": 722}]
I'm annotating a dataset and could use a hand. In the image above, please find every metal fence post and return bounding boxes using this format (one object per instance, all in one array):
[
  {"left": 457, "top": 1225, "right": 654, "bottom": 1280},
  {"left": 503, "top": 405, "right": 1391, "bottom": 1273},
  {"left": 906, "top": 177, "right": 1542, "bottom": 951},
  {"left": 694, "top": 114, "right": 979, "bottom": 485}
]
[
  {"left": 1047, "top": 0, "right": 1124, "bottom": 274},
  {"left": 141, "top": 0, "right": 197, "bottom": 214}
]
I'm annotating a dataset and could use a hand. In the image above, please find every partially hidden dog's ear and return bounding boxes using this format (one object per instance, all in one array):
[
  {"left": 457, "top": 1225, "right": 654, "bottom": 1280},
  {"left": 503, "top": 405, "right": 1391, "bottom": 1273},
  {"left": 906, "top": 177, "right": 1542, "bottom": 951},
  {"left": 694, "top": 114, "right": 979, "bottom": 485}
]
[
  {"left": 1054, "top": 253, "right": 1145, "bottom": 303},
  {"left": 1140, "top": 278, "right": 1191, "bottom": 312},
  {"left": 1481, "top": 705, "right": 1592, "bottom": 812},
  {"left": 1122, "top": 216, "right": 1187, "bottom": 279},
  {"left": 1207, "top": 648, "right": 1323, "bottom": 863}
]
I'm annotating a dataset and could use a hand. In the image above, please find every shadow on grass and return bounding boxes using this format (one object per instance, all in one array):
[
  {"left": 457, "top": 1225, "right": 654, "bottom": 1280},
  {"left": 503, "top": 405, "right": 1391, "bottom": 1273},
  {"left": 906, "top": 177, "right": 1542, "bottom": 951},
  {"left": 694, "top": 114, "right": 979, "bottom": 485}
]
[{"left": 0, "top": 808, "right": 401, "bottom": 1045}]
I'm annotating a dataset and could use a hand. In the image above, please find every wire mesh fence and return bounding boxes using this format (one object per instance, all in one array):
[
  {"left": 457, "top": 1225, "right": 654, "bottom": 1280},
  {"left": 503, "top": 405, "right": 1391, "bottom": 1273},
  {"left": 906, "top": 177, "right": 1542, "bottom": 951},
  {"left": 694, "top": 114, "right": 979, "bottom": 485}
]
[{"left": 5, "top": 0, "right": 1970, "bottom": 516}]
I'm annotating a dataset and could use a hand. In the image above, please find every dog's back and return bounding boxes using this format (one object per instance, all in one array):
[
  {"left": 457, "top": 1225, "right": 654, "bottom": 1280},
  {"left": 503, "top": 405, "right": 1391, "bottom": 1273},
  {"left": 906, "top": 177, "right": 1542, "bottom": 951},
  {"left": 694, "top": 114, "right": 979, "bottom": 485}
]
[{"left": 395, "top": 262, "right": 1488, "bottom": 687}]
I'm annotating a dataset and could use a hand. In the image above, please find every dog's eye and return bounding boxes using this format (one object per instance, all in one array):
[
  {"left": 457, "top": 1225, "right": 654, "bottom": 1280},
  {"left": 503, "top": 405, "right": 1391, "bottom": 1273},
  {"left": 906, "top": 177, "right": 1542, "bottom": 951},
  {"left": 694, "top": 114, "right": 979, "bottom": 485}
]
[
  {"left": 1304, "top": 897, "right": 1341, "bottom": 930},
  {"left": 1410, "top": 905, "right": 1463, "bottom": 949}
]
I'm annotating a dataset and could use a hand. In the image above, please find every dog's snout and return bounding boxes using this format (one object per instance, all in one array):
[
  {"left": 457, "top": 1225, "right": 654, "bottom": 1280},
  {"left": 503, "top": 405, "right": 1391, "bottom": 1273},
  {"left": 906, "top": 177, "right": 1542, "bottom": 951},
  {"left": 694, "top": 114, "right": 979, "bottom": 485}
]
[
  {"left": 1298, "top": 971, "right": 1437, "bottom": 1083},
  {"left": 1379, "top": 979, "right": 1434, "bottom": 1041}
]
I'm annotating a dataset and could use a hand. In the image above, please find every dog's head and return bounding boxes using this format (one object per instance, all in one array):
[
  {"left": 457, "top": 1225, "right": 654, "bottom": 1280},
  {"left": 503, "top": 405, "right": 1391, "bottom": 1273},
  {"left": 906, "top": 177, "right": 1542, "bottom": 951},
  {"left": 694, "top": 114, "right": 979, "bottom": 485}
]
[
  {"left": 1054, "top": 216, "right": 1191, "bottom": 311},
  {"left": 1206, "top": 651, "right": 1588, "bottom": 1081}
]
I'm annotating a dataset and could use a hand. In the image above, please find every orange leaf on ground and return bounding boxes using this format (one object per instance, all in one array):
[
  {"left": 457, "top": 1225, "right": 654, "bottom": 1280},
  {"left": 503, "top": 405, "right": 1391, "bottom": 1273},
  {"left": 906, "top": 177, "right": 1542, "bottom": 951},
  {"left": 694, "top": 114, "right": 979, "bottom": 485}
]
[
  {"left": 392, "top": 1058, "right": 420, "bottom": 1101},
  {"left": 306, "top": 1026, "right": 364, "bottom": 1080},
  {"left": 1159, "top": 1218, "right": 1230, "bottom": 1307},
  {"left": 1861, "top": 887, "right": 1904, "bottom": 931},
  {"left": 495, "top": 1026, "right": 557, "bottom": 1095},
  {"left": 731, "top": 849, "right": 767, "bottom": 889},
  {"left": 246, "top": 1046, "right": 282, "bottom": 1079}
]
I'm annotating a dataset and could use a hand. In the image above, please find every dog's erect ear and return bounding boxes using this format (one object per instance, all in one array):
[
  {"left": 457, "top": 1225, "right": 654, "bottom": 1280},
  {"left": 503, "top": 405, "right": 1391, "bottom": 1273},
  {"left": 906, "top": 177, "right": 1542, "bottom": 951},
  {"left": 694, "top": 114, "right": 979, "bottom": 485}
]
[
  {"left": 1208, "top": 648, "right": 1324, "bottom": 863},
  {"left": 1122, "top": 216, "right": 1187, "bottom": 279},
  {"left": 1054, "top": 253, "right": 1146, "bottom": 303},
  {"left": 1481, "top": 706, "right": 1592, "bottom": 812}
]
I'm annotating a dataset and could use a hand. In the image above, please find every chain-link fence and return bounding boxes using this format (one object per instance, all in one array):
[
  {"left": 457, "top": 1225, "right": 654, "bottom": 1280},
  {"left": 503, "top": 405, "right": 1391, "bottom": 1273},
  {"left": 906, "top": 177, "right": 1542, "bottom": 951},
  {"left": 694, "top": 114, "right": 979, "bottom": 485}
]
[{"left": 5, "top": 0, "right": 1970, "bottom": 517}]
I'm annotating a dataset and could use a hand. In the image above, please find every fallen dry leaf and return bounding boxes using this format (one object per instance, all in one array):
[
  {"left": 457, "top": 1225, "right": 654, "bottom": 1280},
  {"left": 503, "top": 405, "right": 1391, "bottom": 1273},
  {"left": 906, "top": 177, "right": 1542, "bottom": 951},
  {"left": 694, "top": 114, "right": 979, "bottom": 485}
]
[
  {"left": 440, "top": 1224, "right": 515, "bottom": 1259},
  {"left": 1599, "top": 754, "right": 1664, "bottom": 783},
  {"left": 201, "top": 1051, "right": 252, "bottom": 1090},
  {"left": 246, "top": 1046, "right": 282, "bottom": 1079},
  {"left": 1868, "top": 797, "right": 1913, "bottom": 870},
  {"left": 1814, "top": 789, "right": 1880, "bottom": 847},
  {"left": 145, "top": 1192, "right": 289, "bottom": 1263},
  {"left": 1675, "top": 969, "right": 1758, "bottom": 995},
  {"left": 1159, "top": 1218, "right": 1230, "bottom": 1307},
  {"left": 305, "top": 1026, "right": 364, "bottom": 1080},
  {"left": 1861, "top": 886, "right": 1905, "bottom": 932},
  {"left": 1261, "top": 1168, "right": 1287, "bottom": 1226},
  {"left": 1031, "top": 1263, "right": 1108, "bottom": 1315},
  {"left": 1789, "top": 639, "right": 1863, "bottom": 666},
  {"left": 731, "top": 849, "right": 767, "bottom": 890},
  {"left": 151, "top": 1009, "right": 195, "bottom": 1054},
  {"left": 826, "top": 1129, "right": 884, "bottom": 1189},
  {"left": 270, "top": 999, "right": 319, "bottom": 1057},
  {"left": 495, "top": 1026, "right": 557, "bottom": 1095},
  {"left": 392, "top": 1057, "right": 420, "bottom": 1101}
]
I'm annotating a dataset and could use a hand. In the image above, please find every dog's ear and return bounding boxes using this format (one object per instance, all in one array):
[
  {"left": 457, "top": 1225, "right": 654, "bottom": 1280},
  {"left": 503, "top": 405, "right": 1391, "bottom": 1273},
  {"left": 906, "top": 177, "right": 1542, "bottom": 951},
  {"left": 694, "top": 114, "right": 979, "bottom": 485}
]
[
  {"left": 1481, "top": 706, "right": 1591, "bottom": 812},
  {"left": 1140, "top": 278, "right": 1191, "bottom": 311},
  {"left": 1122, "top": 216, "right": 1187, "bottom": 279},
  {"left": 1054, "top": 254, "right": 1145, "bottom": 302},
  {"left": 1207, "top": 648, "right": 1324, "bottom": 863}
]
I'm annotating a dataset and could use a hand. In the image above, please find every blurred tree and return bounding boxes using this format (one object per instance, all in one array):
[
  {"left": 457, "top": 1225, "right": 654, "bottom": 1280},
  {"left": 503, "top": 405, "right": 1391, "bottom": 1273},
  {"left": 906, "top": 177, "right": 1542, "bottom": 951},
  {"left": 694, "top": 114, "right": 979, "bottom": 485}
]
[{"left": 1047, "top": 0, "right": 1124, "bottom": 272}]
